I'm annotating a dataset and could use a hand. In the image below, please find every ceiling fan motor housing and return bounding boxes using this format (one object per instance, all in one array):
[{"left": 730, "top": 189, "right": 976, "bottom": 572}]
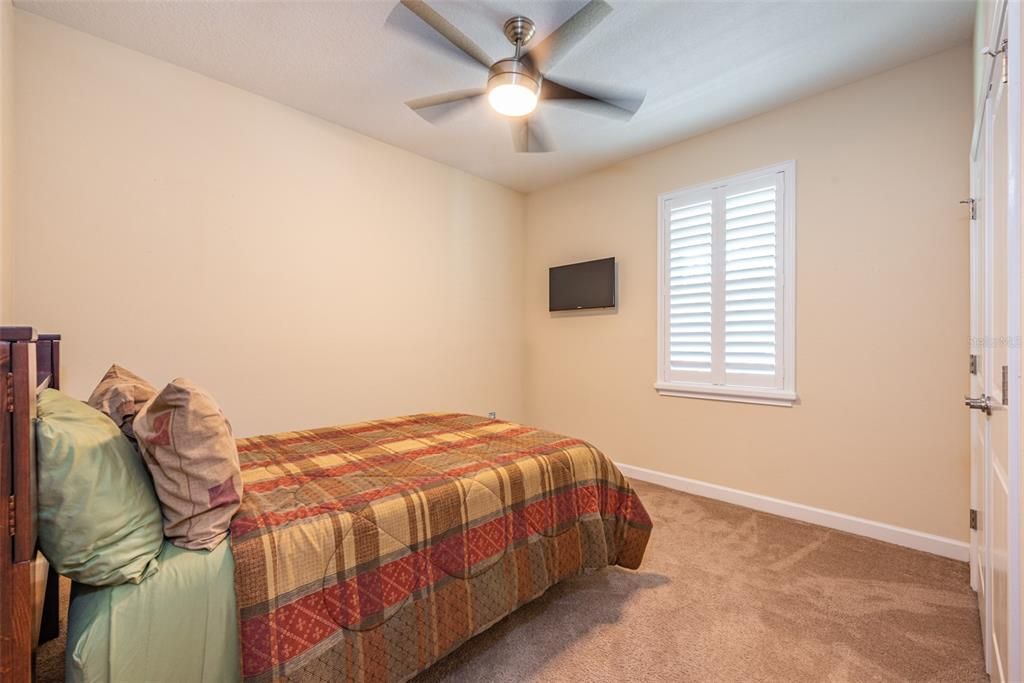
[{"left": 487, "top": 58, "right": 542, "bottom": 98}]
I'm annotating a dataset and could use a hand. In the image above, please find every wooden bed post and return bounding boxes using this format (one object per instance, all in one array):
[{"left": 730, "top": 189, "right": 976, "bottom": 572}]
[
  {"left": 0, "top": 327, "right": 61, "bottom": 682},
  {"left": 34, "top": 335, "right": 61, "bottom": 645}
]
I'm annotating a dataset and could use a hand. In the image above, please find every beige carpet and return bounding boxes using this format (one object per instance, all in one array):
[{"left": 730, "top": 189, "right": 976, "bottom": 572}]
[{"left": 37, "top": 480, "right": 986, "bottom": 682}]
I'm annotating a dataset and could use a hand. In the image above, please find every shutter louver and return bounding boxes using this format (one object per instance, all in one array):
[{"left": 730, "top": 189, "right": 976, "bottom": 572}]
[
  {"left": 667, "top": 198, "right": 713, "bottom": 373},
  {"left": 724, "top": 184, "right": 777, "bottom": 377}
]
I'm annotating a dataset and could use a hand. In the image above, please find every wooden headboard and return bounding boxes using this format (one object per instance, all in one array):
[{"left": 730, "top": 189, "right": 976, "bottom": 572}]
[{"left": 0, "top": 327, "right": 61, "bottom": 682}]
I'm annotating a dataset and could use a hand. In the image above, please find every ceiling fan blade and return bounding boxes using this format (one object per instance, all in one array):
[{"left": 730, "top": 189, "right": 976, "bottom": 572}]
[
  {"left": 541, "top": 78, "right": 644, "bottom": 120},
  {"left": 395, "top": 0, "right": 493, "bottom": 69},
  {"left": 509, "top": 117, "right": 552, "bottom": 153},
  {"left": 406, "top": 89, "right": 485, "bottom": 124},
  {"left": 525, "top": 0, "right": 612, "bottom": 73}
]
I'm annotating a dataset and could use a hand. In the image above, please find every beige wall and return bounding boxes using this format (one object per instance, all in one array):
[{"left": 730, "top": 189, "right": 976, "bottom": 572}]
[
  {"left": 11, "top": 12, "right": 526, "bottom": 436},
  {"left": 524, "top": 45, "right": 972, "bottom": 542},
  {"left": 0, "top": 0, "right": 12, "bottom": 320},
  {"left": 11, "top": 11, "right": 972, "bottom": 542}
]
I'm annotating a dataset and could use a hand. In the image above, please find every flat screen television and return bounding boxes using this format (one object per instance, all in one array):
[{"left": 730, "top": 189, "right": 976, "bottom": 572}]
[{"left": 549, "top": 257, "right": 616, "bottom": 311}]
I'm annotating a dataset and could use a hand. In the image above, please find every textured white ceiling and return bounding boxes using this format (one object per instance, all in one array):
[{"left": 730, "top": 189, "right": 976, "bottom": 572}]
[{"left": 15, "top": 0, "right": 974, "bottom": 192}]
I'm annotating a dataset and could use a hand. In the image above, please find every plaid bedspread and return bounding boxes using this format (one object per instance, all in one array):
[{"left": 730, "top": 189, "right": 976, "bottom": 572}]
[{"left": 230, "top": 413, "right": 652, "bottom": 682}]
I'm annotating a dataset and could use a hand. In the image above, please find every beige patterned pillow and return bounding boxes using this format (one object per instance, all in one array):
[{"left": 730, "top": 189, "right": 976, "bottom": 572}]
[
  {"left": 87, "top": 364, "right": 158, "bottom": 440},
  {"left": 133, "top": 379, "right": 242, "bottom": 550}
]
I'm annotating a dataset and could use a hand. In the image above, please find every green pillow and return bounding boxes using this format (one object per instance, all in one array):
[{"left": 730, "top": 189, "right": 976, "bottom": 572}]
[{"left": 36, "top": 389, "right": 162, "bottom": 585}]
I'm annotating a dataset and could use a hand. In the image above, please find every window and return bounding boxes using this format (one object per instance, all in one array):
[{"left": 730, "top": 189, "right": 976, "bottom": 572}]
[{"left": 656, "top": 161, "right": 796, "bottom": 406}]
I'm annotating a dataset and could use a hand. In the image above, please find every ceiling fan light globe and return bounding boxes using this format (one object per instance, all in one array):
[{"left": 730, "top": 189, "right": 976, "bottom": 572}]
[{"left": 488, "top": 84, "right": 538, "bottom": 117}]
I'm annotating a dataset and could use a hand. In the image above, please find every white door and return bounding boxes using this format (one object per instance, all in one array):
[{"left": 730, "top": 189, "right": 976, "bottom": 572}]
[{"left": 969, "top": 3, "right": 1021, "bottom": 680}]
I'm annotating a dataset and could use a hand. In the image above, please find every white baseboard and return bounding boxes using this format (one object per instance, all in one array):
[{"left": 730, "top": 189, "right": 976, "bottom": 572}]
[{"left": 617, "top": 463, "right": 969, "bottom": 562}]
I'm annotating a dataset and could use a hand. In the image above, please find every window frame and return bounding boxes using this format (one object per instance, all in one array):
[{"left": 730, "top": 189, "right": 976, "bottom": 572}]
[{"left": 655, "top": 161, "right": 797, "bottom": 407}]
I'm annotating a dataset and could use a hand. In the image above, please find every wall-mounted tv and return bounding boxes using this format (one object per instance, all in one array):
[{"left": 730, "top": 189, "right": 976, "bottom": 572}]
[{"left": 549, "top": 257, "right": 616, "bottom": 311}]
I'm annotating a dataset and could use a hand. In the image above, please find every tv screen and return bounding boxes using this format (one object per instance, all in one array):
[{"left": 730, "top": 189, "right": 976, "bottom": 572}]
[{"left": 549, "top": 257, "right": 616, "bottom": 311}]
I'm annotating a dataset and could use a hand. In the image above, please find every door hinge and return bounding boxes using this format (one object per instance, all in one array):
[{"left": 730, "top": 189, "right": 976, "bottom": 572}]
[
  {"left": 961, "top": 198, "right": 977, "bottom": 220},
  {"left": 1003, "top": 365, "right": 1009, "bottom": 405},
  {"left": 4, "top": 373, "right": 12, "bottom": 413},
  {"left": 970, "top": 508, "right": 978, "bottom": 531},
  {"left": 7, "top": 496, "right": 14, "bottom": 537},
  {"left": 970, "top": 354, "right": 978, "bottom": 375},
  {"left": 985, "top": 39, "right": 1009, "bottom": 84}
]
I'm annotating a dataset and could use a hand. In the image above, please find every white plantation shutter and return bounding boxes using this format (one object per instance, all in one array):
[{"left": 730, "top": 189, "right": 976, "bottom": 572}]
[
  {"left": 657, "top": 163, "right": 795, "bottom": 404},
  {"left": 667, "top": 195, "right": 714, "bottom": 374},
  {"left": 723, "top": 177, "right": 780, "bottom": 386}
]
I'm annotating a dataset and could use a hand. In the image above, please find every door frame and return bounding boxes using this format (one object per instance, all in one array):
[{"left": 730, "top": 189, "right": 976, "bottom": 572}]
[{"left": 969, "top": 119, "right": 988, "bottom": 659}]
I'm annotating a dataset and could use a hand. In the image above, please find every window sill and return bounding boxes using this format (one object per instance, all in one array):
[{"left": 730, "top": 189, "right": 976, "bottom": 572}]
[{"left": 654, "top": 382, "right": 797, "bottom": 407}]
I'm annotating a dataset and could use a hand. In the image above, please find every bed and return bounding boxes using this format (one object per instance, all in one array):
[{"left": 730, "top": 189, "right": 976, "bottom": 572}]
[{"left": 0, "top": 327, "right": 652, "bottom": 682}]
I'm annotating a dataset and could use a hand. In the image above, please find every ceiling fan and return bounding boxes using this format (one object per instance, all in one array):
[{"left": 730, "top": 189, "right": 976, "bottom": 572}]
[{"left": 390, "top": 0, "right": 644, "bottom": 153}]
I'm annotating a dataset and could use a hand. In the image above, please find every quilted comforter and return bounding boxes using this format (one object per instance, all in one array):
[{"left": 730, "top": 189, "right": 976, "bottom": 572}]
[{"left": 230, "top": 413, "right": 652, "bottom": 682}]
